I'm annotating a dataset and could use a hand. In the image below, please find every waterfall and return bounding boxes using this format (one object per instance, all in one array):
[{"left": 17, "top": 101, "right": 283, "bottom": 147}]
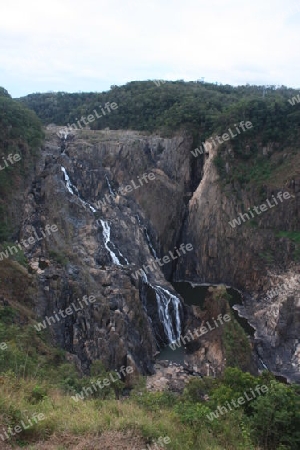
[
  {"left": 100, "top": 219, "right": 123, "bottom": 265},
  {"left": 105, "top": 175, "right": 116, "bottom": 197},
  {"left": 61, "top": 166, "right": 96, "bottom": 213},
  {"left": 61, "top": 166, "right": 74, "bottom": 194},
  {"left": 155, "top": 285, "right": 182, "bottom": 342},
  {"left": 57, "top": 130, "right": 69, "bottom": 154},
  {"left": 136, "top": 214, "right": 157, "bottom": 258},
  {"left": 141, "top": 271, "right": 182, "bottom": 344},
  {"left": 88, "top": 203, "right": 97, "bottom": 213},
  {"left": 115, "top": 244, "right": 129, "bottom": 265},
  {"left": 259, "top": 357, "right": 268, "bottom": 370},
  {"left": 57, "top": 129, "right": 69, "bottom": 140},
  {"left": 61, "top": 168, "right": 128, "bottom": 265},
  {"left": 145, "top": 228, "right": 157, "bottom": 258}
]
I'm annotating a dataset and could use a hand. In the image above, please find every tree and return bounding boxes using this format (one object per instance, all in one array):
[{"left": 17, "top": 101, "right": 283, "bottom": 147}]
[{"left": 250, "top": 380, "right": 300, "bottom": 449}]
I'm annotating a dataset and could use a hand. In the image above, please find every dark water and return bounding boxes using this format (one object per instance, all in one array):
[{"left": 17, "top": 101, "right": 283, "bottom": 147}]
[
  {"left": 156, "top": 344, "right": 185, "bottom": 364},
  {"left": 226, "top": 287, "right": 255, "bottom": 337},
  {"left": 172, "top": 282, "right": 255, "bottom": 337},
  {"left": 158, "top": 281, "right": 290, "bottom": 384},
  {"left": 171, "top": 281, "right": 208, "bottom": 307},
  {"left": 172, "top": 281, "right": 255, "bottom": 336},
  {"left": 156, "top": 281, "right": 255, "bottom": 362}
]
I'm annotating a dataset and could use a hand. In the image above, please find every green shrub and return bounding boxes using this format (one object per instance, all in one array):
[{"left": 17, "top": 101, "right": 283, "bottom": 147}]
[
  {"left": 250, "top": 381, "right": 300, "bottom": 449},
  {"left": 27, "top": 385, "right": 48, "bottom": 404},
  {"left": 133, "top": 391, "right": 177, "bottom": 412},
  {"left": 174, "top": 401, "right": 212, "bottom": 426}
]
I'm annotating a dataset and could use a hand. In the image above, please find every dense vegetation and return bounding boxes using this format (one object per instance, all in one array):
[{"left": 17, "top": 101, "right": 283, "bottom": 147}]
[
  {"left": 0, "top": 88, "right": 44, "bottom": 241},
  {"left": 0, "top": 82, "right": 297, "bottom": 448},
  {"left": 1, "top": 299, "right": 300, "bottom": 449},
  {"left": 213, "top": 94, "right": 300, "bottom": 187},
  {"left": 18, "top": 80, "right": 300, "bottom": 191},
  {"left": 19, "top": 81, "right": 300, "bottom": 141}
]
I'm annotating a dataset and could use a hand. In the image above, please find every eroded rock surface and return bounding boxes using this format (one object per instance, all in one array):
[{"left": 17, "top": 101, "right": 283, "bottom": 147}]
[{"left": 8, "top": 126, "right": 300, "bottom": 382}]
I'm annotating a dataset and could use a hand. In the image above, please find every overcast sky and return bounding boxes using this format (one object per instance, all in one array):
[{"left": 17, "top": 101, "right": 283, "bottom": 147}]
[{"left": 1, "top": 0, "right": 299, "bottom": 97}]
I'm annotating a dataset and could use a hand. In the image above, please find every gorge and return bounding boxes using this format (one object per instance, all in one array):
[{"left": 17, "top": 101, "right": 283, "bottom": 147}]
[
  {"left": 1, "top": 81, "right": 300, "bottom": 448},
  {"left": 3, "top": 121, "right": 298, "bottom": 383}
]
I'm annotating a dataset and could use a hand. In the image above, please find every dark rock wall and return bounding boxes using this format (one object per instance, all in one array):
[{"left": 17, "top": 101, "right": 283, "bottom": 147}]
[{"left": 12, "top": 126, "right": 300, "bottom": 381}]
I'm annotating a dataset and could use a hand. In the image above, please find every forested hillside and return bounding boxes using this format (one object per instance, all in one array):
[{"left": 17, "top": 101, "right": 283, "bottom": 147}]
[
  {"left": 19, "top": 81, "right": 300, "bottom": 142},
  {"left": 19, "top": 82, "right": 300, "bottom": 192},
  {"left": 0, "top": 82, "right": 299, "bottom": 449},
  {"left": 0, "top": 88, "right": 44, "bottom": 241}
]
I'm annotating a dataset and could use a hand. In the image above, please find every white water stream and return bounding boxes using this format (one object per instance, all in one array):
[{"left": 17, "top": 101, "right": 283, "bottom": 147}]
[
  {"left": 142, "top": 271, "right": 182, "bottom": 343},
  {"left": 105, "top": 175, "right": 116, "bottom": 197},
  {"left": 136, "top": 214, "right": 157, "bottom": 258},
  {"left": 61, "top": 166, "right": 96, "bottom": 213},
  {"left": 99, "top": 219, "right": 123, "bottom": 265}
]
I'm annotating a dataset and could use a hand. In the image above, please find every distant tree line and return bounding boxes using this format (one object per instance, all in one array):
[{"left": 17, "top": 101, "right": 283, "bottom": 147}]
[
  {"left": 18, "top": 81, "right": 300, "bottom": 144},
  {"left": 0, "top": 88, "right": 44, "bottom": 241}
]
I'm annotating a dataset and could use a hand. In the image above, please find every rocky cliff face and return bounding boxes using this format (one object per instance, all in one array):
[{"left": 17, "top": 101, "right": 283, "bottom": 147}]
[
  {"left": 11, "top": 126, "right": 300, "bottom": 382},
  {"left": 175, "top": 141, "right": 300, "bottom": 382},
  {"left": 17, "top": 127, "right": 201, "bottom": 376}
]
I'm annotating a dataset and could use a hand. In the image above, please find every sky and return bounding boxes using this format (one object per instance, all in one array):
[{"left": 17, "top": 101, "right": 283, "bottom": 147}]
[{"left": 1, "top": 0, "right": 300, "bottom": 98}]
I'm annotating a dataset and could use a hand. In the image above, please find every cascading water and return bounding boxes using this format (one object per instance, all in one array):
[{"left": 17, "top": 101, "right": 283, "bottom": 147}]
[
  {"left": 61, "top": 167, "right": 129, "bottom": 265},
  {"left": 61, "top": 167, "right": 74, "bottom": 194},
  {"left": 155, "top": 285, "right": 182, "bottom": 342},
  {"left": 136, "top": 214, "right": 157, "bottom": 258},
  {"left": 99, "top": 219, "right": 130, "bottom": 265},
  {"left": 105, "top": 175, "right": 116, "bottom": 197},
  {"left": 145, "top": 228, "right": 157, "bottom": 258},
  {"left": 61, "top": 166, "right": 96, "bottom": 213},
  {"left": 141, "top": 271, "right": 182, "bottom": 344},
  {"left": 57, "top": 130, "right": 69, "bottom": 154},
  {"left": 100, "top": 219, "right": 121, "bottom": 265}
]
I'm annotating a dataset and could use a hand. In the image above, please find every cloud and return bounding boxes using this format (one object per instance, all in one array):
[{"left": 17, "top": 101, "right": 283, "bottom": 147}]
[{"left": 1, "top": 0, "right": 299, "bottom": 97}]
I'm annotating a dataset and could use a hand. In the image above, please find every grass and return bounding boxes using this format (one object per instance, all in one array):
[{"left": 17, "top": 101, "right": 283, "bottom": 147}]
[
  {"left": 0, "top": 300, "right": 261, "bottom": 449},
  {"left": 0, "top": 375, "right": 233, "bottom": 449},
  {"left": 0, "top": 263, "right": 290, "bottom": 450}
]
